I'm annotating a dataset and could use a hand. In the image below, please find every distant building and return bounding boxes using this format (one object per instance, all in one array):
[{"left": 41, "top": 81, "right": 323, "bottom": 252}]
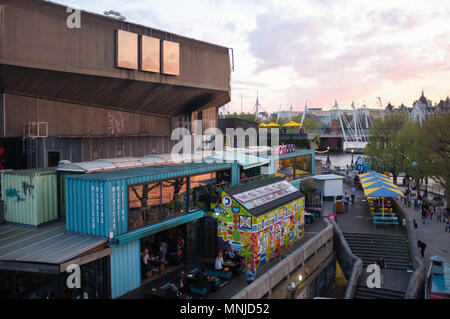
[
  {"left": 436, "top": 97, "right": 450, "bottom": 113},
  {"left": 410, "top": 90, "right": 435, "bottom": 125}
]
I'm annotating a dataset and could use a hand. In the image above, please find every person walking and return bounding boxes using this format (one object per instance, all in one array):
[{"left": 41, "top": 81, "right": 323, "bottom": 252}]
[
  {"left": 413, "top": 219, "right": 418, "bottom": 229},
  {"left": 376, "top": 256, "right": 387, "bottom": 285},
  {"left": 417, "top": 240, "right": 427, "bottom": 260},
  {"left": 246, "top": 264, "right": 257, "bottom": 286},
  {"left": 445, "top": 218, "right": 450, "bottom": 233},
  {"left": 343, "top": 193, "right": 350, "bottom": 212},
  {"left": 421, "top": 207, "right": 427, "bottom": 225},
  {"left": 427, "top": 209, "right": 432, "bottom": 224},
  {"left": 350, "top": 186, "right": 356, "bottom": 204},
  {"left": 436, "top": 207, "right": 442, "bottom": 223}
]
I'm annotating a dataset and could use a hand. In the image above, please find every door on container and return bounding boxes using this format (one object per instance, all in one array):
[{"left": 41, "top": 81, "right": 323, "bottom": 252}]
[
  {"left": 185, "top": 220, "right": 199, "bottom": 263},
  {"left": 200, "top": 217, "right": 217, "bottom": 258}
]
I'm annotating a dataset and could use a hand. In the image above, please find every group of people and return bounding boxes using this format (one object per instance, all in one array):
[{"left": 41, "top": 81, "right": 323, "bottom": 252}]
[
  {"left": 142, "top": 235, "right": 185, "bottom": 279},
  {"left": 413, "top": 196, "right": 450, "bottom": 232},
  {"left": 214, "top": 249, "right": 257, "bottom": 286},
  {"left": 214, "top": 249, "right": 242, "bottom": 271}
]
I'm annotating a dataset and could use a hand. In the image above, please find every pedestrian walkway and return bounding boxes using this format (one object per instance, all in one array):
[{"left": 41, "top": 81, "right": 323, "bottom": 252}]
[
  {"left": 396, "top": 187, "right": 450, "bottom": 266},
  {"left": 328, "top": 170, "right": 412, "bottom": 298}
]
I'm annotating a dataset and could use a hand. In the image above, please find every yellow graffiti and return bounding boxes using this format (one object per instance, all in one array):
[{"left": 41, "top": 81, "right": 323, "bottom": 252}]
[{"left": 218, "top": 227, "right": 233, "bottom": 242}]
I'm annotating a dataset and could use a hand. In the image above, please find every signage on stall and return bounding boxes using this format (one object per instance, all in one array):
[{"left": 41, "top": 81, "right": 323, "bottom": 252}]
[{"left": 274, "top": 144, "right": 296, "bottom": 155}]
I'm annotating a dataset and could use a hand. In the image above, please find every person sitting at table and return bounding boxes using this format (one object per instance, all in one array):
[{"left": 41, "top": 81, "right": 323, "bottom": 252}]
[
  {"left": 194, "top": 268, "right": 209, "bottom": 287},
  {"left": 165, "top": 284, "right": 178, "bottom": 299},
  {"left": 178, "top": 278, "right": 190, "bottom": 296},
  {"left": 232, "top": 250, "right": 243, "bottom": 264},
  {"left": 142, "top": 248, "right": 153, "bottom": 278},
  {"left": 215, "top": 252, "right": 224, "bottom": 271},
  {"left": 223, "top": 249, "right": 232, "bottom": 262}
]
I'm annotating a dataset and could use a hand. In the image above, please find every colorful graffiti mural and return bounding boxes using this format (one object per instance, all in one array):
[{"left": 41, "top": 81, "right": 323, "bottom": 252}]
[{"left": 216, "top": 190, "right": 305, "bottom": 269}]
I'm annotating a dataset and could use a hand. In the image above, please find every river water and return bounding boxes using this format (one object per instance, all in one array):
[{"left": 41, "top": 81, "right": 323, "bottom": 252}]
[{"left": 315, "top": 153, "right": 359, "bottom": 169}]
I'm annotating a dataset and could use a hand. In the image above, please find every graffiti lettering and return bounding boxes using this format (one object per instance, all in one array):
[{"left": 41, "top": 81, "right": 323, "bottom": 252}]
[
  {"left": 5, "top": 188, "right": 25, "bottom": 202},
  {"left": 22, "top": 182, "right": 35, "bottom": 197}
]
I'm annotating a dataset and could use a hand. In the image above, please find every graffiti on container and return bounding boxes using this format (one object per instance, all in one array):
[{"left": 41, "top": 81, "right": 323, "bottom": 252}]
[
  {"left": 5, "top": 188, "right": 25, "bottom": 202},
  {"left": 106, "top": 112, "right": 124, "bottom": 136},
  {"left": 22, "top": 182, "right": 35, "bottom": 197}
]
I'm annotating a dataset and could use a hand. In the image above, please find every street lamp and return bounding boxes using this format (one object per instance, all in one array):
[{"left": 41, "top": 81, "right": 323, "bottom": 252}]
[
  {"left": 326, "top": 146, "right": 330, "bottom": 162},
  {"left": 351, "top": 149, "right": 354, "bottom": 164}
]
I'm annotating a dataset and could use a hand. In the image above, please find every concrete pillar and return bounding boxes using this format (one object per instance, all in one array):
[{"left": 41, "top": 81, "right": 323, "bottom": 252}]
[{"left": 231, "top": 162, "right": 240, "bottom": 187}]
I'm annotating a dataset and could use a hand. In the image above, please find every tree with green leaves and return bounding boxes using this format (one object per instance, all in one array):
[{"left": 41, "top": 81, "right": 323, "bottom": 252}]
[
  {"left": 364, "top": 112, "right": 409, "bottom": 184},
  {"left": 420, "top": 112, "right": 450, "bottom": 207}
]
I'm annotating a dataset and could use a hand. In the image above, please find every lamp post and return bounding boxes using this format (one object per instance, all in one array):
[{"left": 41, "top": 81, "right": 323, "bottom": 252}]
[
  {"left": 351, "top": 149, "right": 354, "bottom": 164},
  {"left": 326, "top": 146, "right": 330, "bottom": 162}
]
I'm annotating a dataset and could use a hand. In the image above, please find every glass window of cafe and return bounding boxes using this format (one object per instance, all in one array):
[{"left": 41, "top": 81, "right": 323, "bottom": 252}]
[
  {"left": 61, "top": 257, "right": 109, "bottom": 299},
  {"left": 128, "top": 171, "right": 227, "bottom": 231},
  {"left": 276, "top": 154, "right": 312, "bottom": 181}
]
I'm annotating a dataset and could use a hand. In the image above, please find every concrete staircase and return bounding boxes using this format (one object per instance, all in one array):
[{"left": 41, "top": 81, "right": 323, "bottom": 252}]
[
  {"left": 354, "top": 285, "right": 406, "bottom": 299},
  {"left": 343, "top": 232, "right": 413, "bottom": 271},
  {"left": 343, "top": 232, "right": 412, "bottom": 299}
]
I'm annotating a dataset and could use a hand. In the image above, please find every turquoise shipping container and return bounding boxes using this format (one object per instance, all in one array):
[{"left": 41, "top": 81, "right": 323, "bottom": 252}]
[
  {"left": 110, "top": 240, "right": 141, "bottom": 299},
  {"left": 1, "top": 168, "right": 58, "bottom": 226},
  {"left": 65, "top": 162, "right": 235, "bottom": 238}
]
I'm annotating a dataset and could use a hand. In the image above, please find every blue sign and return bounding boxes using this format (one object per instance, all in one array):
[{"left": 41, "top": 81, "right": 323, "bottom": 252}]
[{"left": 232, "top": 206, "right": 241, "bottom": 214}]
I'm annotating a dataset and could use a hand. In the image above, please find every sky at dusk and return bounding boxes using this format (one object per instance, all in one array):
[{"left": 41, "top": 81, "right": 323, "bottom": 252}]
[{"left": 56, "top": 0, "right": 450, "bottom": 113}]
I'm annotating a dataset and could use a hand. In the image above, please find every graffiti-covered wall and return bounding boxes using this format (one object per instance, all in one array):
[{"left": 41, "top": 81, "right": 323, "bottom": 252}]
[
  {"left": 215, "top": 192, "right": 305, "bottom": 268},
  {"left": 1, "top": 169, "right": 58, "bottom": 226}
]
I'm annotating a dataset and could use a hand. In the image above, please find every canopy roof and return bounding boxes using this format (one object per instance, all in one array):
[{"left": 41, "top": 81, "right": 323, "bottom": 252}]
[
  {"left": 363, "top": 186, "right": 404, "bottom": 198},
  {"left": 208, "top": 152, "right": 270, "bottom": 170},
  {"left": 0, "top": 222, "right": 109, "bottom": 273},
  {"left": 282, "top": 121, "right": 301, "bottom": 127},
  {"left": 265, "top": 122, "right": 280, "bottom": 127},
  {"left": 361, "top": 180, "right": 396, "bottom": 189},
  {"left": 359, "top": 171, "right": 389, "bottom": 180}
]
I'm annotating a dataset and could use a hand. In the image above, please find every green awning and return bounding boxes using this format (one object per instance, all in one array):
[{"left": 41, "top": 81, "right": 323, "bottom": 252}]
[{"left": 113, "top": 210, "right": 206, "bottom": 245}]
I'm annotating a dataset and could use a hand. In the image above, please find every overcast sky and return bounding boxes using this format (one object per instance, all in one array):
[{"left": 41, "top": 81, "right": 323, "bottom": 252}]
[{"left": 57, "top": 0, "right": 450, "bottom": 113}]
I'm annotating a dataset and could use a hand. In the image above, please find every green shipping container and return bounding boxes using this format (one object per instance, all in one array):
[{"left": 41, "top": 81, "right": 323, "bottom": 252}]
[{"left": 1, "top": 168, "right": 58, "bottom": 226}]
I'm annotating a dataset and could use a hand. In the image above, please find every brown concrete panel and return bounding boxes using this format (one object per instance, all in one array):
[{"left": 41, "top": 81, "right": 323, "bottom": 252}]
[{"left": 4, "top": 94, "right": 171, "bottom": 138}]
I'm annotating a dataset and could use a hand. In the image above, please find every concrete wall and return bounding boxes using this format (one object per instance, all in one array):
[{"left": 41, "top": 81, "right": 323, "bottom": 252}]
[
  {"left": 330, "top": 219, "right": 363, "bottom": 299},
  {"left": 231, "top": 218, "right": 334, "bottom": 299},
  {"left": 390, "top": 199, "right": 426, "bottom": 299}
]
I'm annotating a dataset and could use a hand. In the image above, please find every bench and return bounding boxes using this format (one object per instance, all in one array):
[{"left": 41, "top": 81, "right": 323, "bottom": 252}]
[
  {"left": 204, "top": 269, "right": 233, "bottom": 279},
  {"left": 372, "top": 212, "right": 397, "bottom": 218},
  {"left": 373, "top": 216, "right": 399, "bottom": 229}
]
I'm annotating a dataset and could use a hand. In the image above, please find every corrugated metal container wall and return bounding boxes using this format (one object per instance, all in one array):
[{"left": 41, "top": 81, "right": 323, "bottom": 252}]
[
  {"left": 110, "top": 240, "right": 141, "bottom": 299},
  {"left": 66, "top": 177, "right": 111, "bottom": 238},
  {"left": 65, "top": 177, "right": 129, "bottom": 238},
  {"left": 1, "top": 169, "right": 57, "bottom": 226},
  {"left": 108, "top": 180, "right": 129, "bottom": 237}
]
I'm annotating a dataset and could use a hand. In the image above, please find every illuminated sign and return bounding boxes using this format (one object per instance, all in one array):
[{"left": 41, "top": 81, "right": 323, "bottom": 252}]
[
  {"left": 116, "top": 30, "right": 138, "bottom": 70},
  {"left": 141, "top": 35, "right": 160, "bottom": 73},
  {"left": 115, "top": 31, "right": 179, "bottom": 75},
  {"left": 162, "top": 40, "right": 180, "bottom": 76},
  {"left": 274, "top": 144, "right": 296, "bottom": 155}
]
